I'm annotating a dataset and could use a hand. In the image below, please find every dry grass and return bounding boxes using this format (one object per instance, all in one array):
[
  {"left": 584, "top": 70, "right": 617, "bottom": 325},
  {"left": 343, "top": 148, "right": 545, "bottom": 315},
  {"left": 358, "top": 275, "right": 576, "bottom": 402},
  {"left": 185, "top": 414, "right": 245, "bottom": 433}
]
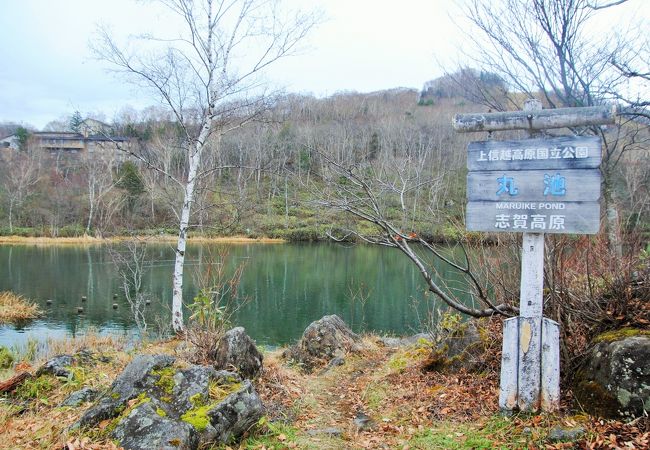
[
  {"left": 0, "top": 236, "right": 105, "bottom": 245},
  {"left": 1, "top": 333, "right": 648, "bottom": 449},
  {"left": 0, "top": 235, "right": 285, "bottom": 245},
  {"left": 0, "top": 292, "right": 42, "bottom": 323}
]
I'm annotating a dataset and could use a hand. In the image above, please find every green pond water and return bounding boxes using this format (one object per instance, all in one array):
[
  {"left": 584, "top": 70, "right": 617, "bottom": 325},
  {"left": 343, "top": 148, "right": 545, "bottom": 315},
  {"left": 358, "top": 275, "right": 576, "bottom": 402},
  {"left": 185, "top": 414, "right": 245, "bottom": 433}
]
[{"left": 0, "top": 242, "right": 472, "bottom": 348}]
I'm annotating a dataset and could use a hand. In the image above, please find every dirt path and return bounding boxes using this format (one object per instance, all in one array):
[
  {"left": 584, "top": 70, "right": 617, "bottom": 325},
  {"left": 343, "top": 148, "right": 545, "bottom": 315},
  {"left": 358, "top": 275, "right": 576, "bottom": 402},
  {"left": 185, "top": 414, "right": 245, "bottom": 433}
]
[{"left": 291, "top": 346, "right": 396, "bottom": 449}]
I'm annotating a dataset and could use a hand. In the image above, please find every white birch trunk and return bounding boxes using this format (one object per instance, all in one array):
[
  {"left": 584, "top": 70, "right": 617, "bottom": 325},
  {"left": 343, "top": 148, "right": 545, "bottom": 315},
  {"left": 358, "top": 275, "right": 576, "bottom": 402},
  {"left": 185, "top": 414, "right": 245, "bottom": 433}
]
[
  {"left": 8, "top": 198, "right": 14, "bottom": 234},
  {"left": 86, "top": 175, "right": 95, "bottom": 235},
  {"left": 171, "top": 120, "right": 212, "bottom": 333}
]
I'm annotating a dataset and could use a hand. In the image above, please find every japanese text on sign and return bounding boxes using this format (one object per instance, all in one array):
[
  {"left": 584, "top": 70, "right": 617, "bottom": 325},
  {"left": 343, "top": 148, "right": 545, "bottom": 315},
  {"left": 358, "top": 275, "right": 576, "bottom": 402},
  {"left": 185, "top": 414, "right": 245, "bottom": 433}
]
[{"left": 476, "top": 146, "right": 589, "bottom": 163}]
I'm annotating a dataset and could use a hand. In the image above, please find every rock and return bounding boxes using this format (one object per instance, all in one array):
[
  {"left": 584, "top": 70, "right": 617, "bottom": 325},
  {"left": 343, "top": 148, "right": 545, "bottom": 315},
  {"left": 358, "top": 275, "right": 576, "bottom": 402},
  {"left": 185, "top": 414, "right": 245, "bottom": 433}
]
[
  {"left": 547, "top": 426, "right": 586, "bottom": 442},
  {"left": 212, "top": 327, "right": 263, "bottom": 379},
  {"left": 60, "top": 387, "right": 99, "bottom": 407},
  {"left": 299, "top": 315, "right": 360, "bottom": 361},
  {"left": 380, "top": 333, "right": 431, "bottom": 348},
  {"left": 74, "top": 354, "right": 175, "bottom": 428},
  {"left": 317, "top": 356, "right": 346, "bottom": 375},
  {"left": 421, "top": 320, "right": 485, "bottom": 372},
  {"left": 327, "top": 356, "right": 345, "bottom": 368},
  {"left": 36, "top": 355, "right": 74, "bottom": 378},
  {"left": 206, "top": 379, "right": 265, "bottom": 443},
  {"left": 112, "top": 401, "right": 198, "bottom": 450},
  {"left": 306, "top": 427, "right": 343, "bottom": 437},
  {"left": 75, "top": 353, "right": 264, "bottom": 449},
  {"left": 353, "top": 411, "right": 373, "bottom": 431},
  {"left": 574, "top": 331, "right": 650, "bottom": 419},
  {"left": 75, "top": 348, "right": 96, "bottom": 365}
]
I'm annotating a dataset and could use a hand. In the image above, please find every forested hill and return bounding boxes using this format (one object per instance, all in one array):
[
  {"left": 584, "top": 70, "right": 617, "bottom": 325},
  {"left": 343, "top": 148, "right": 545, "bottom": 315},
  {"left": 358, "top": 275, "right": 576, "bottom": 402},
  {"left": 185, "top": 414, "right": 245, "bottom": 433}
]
[
  {"left": 0, "top": 89, "right": 470, "bottom": 240},
  {"left": 0, "top": 88, "right": 646, "bottom": 240}
]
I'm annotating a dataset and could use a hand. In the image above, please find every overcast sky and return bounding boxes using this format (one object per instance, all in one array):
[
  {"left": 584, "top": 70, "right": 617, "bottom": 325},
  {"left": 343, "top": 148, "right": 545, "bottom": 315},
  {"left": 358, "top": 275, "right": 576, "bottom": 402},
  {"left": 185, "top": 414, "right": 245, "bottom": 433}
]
[{"left": 0, "top": 0, "right": 646, "bottom": 129}]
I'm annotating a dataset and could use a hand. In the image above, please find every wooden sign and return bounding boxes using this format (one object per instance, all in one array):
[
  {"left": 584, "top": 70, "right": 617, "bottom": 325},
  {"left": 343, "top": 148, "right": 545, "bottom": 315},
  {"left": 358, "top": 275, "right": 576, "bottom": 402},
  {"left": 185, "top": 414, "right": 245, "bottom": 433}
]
[
  {"left": 455, "top": 100, "right": 615, "bottom": 414},
  {"left": 467, "top": 169, "right": 600, "bottom": 202},
  {"left": 453, "top": 105, "right": 616, "bottom": 133},
  {"left": 466, "top": 201, "right": 600, "bottom": 234},
  {"left": 466, "top": 136, "right": 601, "bottom": 235},
  {"left": 467, "top": 135, "right": 601, "bottom": 171}
]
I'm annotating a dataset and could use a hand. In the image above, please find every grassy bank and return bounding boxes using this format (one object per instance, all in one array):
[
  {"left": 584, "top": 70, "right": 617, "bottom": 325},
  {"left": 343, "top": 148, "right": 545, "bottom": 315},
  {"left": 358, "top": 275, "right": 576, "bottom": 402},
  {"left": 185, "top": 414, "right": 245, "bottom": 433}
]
[
  {"left": 0, "top": 333, "right": 646, "bottom": 449},
  {"left": 0, "top": 292, "right": 42, "bottom": 324},
  {"left": 0, "top": 235, "right": 285, "bottom": 245}
]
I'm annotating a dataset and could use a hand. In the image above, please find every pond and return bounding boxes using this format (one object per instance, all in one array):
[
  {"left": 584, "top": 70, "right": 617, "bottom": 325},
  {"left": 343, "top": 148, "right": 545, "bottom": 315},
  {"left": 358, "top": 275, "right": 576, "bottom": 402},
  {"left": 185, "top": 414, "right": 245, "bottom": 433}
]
[{"left": 0, "top": 242, "right": 473, "bottom": 348}]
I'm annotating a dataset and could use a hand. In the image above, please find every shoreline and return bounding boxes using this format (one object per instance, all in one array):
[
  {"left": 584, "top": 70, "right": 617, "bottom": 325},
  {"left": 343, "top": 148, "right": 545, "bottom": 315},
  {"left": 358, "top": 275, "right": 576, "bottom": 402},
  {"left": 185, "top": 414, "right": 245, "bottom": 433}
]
[{"left": 0, "top": 235, "right": 286, "bottom": 245}]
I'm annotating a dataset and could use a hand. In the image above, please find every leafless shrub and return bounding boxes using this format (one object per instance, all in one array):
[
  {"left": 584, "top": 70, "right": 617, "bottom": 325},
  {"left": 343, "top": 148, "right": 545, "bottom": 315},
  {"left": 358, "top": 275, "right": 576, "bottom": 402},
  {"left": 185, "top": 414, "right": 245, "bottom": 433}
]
[
  {"left": 108, "top": 238, "right": 153, "bottom": 336},
  {"left": 185, "top": 246, "right": 249, "bottom": 364}
]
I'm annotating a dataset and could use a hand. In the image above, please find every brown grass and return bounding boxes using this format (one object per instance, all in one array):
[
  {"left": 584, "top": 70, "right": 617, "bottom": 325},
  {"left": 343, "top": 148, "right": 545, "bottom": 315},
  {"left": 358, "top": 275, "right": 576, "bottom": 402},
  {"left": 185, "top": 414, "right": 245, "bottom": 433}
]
[
  {"left": 0, "top": 291, "right": 42, "bottom": 323},
  {"left": 0, "top": 235, "right": 285, "bottom": 245}
]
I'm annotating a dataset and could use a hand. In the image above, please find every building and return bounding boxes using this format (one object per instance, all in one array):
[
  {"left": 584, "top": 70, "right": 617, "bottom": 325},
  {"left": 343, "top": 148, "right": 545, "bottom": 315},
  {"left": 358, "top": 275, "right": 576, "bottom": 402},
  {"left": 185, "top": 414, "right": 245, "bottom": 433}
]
[
  {"left": 0, "top": 129, "right": 132, "bottom": 163},
  {"left": 0, "top": 134, "right": 20, "bottom": 150},
  {"left": 79, "top": 118, "right": 113, "bottom": 137}
]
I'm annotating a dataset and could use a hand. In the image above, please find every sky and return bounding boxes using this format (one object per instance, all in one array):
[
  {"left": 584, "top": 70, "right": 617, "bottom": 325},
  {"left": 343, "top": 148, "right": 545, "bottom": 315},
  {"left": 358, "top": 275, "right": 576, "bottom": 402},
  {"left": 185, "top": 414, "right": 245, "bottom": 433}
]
[
  {"left": 0, "top": 0, "right": 647, "bottom": 130},
  {"left": 0, "top": 0, "right": 464, "bottom": 129}
]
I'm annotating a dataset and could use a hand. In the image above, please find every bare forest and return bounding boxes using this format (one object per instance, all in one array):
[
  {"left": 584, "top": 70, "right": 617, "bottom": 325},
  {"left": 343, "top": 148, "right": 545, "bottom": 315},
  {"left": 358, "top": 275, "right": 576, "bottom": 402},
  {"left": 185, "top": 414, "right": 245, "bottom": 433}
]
[{"left": 0, "top": 90, "right": 480, "bottom": 241}]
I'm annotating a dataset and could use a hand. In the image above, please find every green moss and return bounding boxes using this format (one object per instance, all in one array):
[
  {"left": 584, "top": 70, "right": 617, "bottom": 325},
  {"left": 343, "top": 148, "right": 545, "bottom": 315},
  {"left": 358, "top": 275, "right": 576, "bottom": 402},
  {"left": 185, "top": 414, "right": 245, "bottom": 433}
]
[
  {"left": 592, "top": 327, "right": 650, "bottom": 343},
  {"left": 181, "top": 404, "right": 213, "bottom": 431},
  {"left": 106, "top": 393, "right": 151, "bottom": 435},
  {"left": 181, "top": 379, "right": 244, "bottom": 431},
  {"left": 208, "top": 379, "right": 243, "bottom": 403},
  {"left": 156, "top": 407, "right": 167, "bottom": 417},
  {"left": 152, "top": 367, "right": 176, "bottom": 394},
  {"left": 189, "top": 392, "right": 204, "bottom": 406}
]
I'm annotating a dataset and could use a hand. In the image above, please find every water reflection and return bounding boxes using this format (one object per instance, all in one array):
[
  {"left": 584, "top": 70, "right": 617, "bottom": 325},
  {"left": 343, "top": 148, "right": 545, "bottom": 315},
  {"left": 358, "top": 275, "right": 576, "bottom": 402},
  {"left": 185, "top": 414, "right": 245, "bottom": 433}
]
[{"left": 0, "top": 242, "right": 472, "bottom": 347}]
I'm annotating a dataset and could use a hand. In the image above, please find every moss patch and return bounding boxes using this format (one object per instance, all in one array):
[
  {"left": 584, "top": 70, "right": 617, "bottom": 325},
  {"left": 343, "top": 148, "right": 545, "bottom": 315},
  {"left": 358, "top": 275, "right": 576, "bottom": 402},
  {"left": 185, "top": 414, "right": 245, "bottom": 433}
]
[
  {"left": 180, "top": 404, "right": 213, "bottom": 431},
  {"left": 592, "top": 327, "right": 650, "bottom": 343},
  {"left": 181, "top": 379, "right": 243, "bottom": 431},
  {"left": 104, "top": 393, "right": 151, "bottom": 436},
  {"left": 152, "top": 367, "right": 176, "bottom": 394}
]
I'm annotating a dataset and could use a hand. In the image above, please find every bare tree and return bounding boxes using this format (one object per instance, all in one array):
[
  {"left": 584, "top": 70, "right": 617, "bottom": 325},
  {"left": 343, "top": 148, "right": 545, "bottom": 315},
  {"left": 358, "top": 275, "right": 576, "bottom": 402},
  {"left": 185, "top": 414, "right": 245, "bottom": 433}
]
[
  {"left": 109, "top": 239, "right": 153, "bottom": 335},
  {"left": 457, "top": 0, "right": 649, "bottom": 256},
  {"left": 82, "top": 150, "right": 117, "bottom": 235},
  {"left": 93, "top": 0, "right": 319, "bottom": 333},
  {"left": 1, "top": 150, "right": 41, "bottom": 233},
  {"left": 315, "top": 154, "right": 517, "bottom": 318}
]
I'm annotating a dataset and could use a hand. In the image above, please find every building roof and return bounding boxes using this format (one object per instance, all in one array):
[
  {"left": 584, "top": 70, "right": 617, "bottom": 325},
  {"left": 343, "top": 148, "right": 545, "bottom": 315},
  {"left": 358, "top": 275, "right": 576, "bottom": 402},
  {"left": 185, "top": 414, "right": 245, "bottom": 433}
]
[{"left": 33, "top": 132, "right": 83, "bottom": 139}]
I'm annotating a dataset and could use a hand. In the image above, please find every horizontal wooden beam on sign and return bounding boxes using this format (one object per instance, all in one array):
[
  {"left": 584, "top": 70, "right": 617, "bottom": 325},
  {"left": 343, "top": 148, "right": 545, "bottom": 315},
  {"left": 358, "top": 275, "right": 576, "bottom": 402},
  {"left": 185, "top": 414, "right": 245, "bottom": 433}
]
[
  {"left": 466, "top": 201, "right": 600, "bottom": 234},
  {"left": 467, "top": 169, "right": 601, "bottom": 202},
  {"left": 453, "top": 105, "right": 616, "bottom": 133},
  {"left": 467, "top": 135, "right": 601, "bottom": 171}
]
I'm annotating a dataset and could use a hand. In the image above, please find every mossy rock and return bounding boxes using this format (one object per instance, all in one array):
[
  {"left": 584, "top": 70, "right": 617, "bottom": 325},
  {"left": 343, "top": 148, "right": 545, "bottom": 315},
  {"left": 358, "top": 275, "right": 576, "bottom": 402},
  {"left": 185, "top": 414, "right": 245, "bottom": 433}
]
[
  {"left": 573, "top": 331, "right": 650, "bottom": 419},
  {"left": 592, "top": 327, "right": 650, "bottom": 343},
  {"left": 421, "top": 316, "right": 489, "bottom": 372},
  {"left": 75, "top": 353, "right": 263, "bottom": 449}
]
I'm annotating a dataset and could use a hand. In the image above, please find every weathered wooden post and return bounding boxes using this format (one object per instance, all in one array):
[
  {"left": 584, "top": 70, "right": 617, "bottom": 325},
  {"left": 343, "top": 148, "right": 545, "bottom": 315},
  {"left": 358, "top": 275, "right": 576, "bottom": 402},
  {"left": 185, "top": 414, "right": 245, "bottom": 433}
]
[{"left": 453, "top": 101, "right": 615, "bottom": 412}]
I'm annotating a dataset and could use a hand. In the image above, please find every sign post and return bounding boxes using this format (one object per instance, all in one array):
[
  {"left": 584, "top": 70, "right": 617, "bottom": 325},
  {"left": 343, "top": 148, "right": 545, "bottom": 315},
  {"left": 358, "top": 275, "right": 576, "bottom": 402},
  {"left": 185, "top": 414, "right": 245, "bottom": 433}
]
[{"left": 453, "top": 100, "right": 615, "bottom": 412}]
